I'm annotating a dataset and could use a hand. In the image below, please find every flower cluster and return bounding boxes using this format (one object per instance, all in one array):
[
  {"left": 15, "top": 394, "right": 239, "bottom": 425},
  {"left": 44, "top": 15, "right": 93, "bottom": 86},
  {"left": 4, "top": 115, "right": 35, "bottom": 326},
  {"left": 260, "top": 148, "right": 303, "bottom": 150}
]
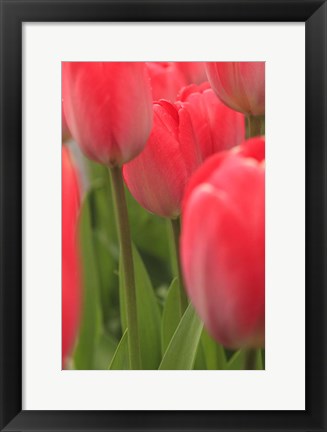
[{"left": 62, "top": 62, "right": 265, "bottom": 370}]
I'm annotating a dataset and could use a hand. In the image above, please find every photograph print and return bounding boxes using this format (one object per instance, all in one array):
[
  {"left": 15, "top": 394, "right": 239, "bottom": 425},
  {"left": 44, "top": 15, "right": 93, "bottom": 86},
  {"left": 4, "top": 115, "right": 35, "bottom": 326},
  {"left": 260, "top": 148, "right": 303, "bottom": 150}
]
[{"left": 62, "top": 61, "right": 265, "bottom": 371}]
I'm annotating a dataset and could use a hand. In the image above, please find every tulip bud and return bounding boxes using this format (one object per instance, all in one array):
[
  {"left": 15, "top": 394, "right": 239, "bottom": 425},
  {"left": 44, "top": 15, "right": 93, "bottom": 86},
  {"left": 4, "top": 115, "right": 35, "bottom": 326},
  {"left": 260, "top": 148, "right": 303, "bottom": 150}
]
[
  {"left": 62, "top": 146, "right": 81, "bottom": 367},
  {"left": 205, "top": 62, "right": 265, "bottom": 116},
  {"left": 62, "top": 62, "right": 153, "bottom": 167},
  {"left": 177, "top": 82, "right": 245, "bottom": 160},
  {"left": 123, "top": 100, "right": 201, "bottom": 218},
  {"left": 181, "top": 138, "right": 265, "bottom": 348},
  {"left": 146, "top": 62, "right": 187, "bottom": 102}
]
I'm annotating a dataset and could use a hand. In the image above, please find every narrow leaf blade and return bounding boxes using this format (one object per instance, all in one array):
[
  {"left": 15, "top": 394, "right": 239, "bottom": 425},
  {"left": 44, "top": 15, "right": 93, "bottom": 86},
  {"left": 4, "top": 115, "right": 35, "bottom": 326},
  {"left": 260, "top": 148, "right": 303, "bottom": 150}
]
[
  {"left": 73, "top": 191, "right": 102, "bottom": 370},
  {"left": 159, "top": 303, "right": 203, "bottom": 370},
  {"left": 227, "top": 349, "right": 264, "bottom": 370},
  {"left": 93, "top": 332, "right": 118, "bottom": 370},
  {"left": 108, "top": 329, "right": 130, "bottom": 370},
  {"left": 161, "top": 278, "right": 181, "bottom": 352},
  {"left": 119, "top": 245, "right": 162, "bottom": 369},
  {"left": 201, "top": 329, "right": 227, "bottom": 370}
]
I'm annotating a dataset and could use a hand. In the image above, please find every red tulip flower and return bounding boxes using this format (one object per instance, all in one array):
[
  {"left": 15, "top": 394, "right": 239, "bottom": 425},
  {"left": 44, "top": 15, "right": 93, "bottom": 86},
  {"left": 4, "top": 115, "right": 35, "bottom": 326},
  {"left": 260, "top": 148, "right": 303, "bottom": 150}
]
[
  {"left": 146, "top": 62, "right": 187, "bottom": 102},
  {"left": 181, "top": 137, "right": 265, "bottom": 348},
  {"left": 175, "top": 62, "right": 207, "bottom": 85},
  {"left": 62, "top": 146, "right": 81, "bottom": 367},
  {"left": 124, "top": 82, "right": 246, "bottom": 219},
  {"left": 123, "top": 100, "right": 201, "bottom": 218},
  {"left": 205, "top": 62, "right": 265, "bottom": 116},
  {"left": 177, "top": 82, "right": 245, "bottom": 160},
  {"left": 62, "top": 62, "right": 153, "bottom": 167}
]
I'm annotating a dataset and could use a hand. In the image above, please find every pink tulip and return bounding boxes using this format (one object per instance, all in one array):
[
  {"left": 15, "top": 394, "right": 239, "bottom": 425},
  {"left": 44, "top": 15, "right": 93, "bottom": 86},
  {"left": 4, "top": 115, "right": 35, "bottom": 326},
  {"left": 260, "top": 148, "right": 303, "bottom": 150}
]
[
  {"left": 146, "top": 62, "right": 187, "bottom": 102},
  {"left": 123, "top": 100, "right": 201, "bottom": 218},
  {"left": 205, "top": 62, "right": 265, "bottom": 116},
  {"left": 62, "top": 146, "right": 81, "bottom": 367},
  {"left": 175, "top": 62, "right": 207, "bottom": 85},
  {"left": 62, "top": 62, "right": 153, "bottom": 167},
  {"left": 177, "top": 82, "right": 245, "bottom": 159},
  {"left": 62, "top": 108, "right": 71, "bottom": 143},
  {"left": 181, "top": 137, "right": 265, "bottom": 348}
]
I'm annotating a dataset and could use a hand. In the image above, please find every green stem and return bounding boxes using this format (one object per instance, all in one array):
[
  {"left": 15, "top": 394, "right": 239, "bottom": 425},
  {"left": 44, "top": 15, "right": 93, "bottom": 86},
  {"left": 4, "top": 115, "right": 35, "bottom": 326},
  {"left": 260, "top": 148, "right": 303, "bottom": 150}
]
[
  {"left": 170, "top": 217, "right": 188, "bottom": 315},
  {"left": 244, "top": 348, "right": 256, "bottom": 370},
  {"left": 167, "top": 219, "right": 178, "bottom": 278},
  {"left": 247, "top": 115, "right": 263, "bottom": 138},
  {"left": 109, "top": 166, "right": 141, "bottom": 370}
]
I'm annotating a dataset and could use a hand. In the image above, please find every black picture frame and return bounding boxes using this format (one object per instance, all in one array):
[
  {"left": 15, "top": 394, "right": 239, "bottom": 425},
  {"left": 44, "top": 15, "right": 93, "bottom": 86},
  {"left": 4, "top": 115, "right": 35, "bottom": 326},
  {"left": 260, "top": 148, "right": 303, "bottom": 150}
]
[{"left": 0, "top": 0, "right": 326, "bottom": 431}]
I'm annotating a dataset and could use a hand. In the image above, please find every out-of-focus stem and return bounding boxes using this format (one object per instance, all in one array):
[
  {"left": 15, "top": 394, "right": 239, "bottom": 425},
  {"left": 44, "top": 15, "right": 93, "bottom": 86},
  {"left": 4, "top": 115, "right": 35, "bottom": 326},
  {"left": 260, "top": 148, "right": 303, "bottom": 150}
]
[
  {"left": 167, "top": 219, "right": 178, "bottom": 278},
  {"left": 170, "top": 217, "right": 188, "bottom": 315},
  {"left": 109, "top": 166, "right": 141, "bottom": 370},
  {"left": 244, "top": 348, "right": 256, "bottom": 370},
  {"left": 247, "top": 115, "right": 263, "bottom": 138}
]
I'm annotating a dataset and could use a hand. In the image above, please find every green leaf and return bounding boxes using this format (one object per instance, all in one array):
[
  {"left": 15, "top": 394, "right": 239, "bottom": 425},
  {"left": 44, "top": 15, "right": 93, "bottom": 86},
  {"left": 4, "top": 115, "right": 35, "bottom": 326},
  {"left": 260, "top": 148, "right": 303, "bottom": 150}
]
[
  {"left": 256, "top": 349, "right": 264, "bottom": 370},
  {"left": 261, "top": 349, "right": 265, "bottom": 369},
  {"left": 166, "top": 218, "right": 179, "bottom": 278},
  {"left": 194, "top": 337, "right": 207, "bottom": 370},
  {"left": 227, "top": 349, "right": 264, "bottom": 370},
  {"left": 93, "top": 231, "right": 117, "bottom": 323},
  {"left": 118, "top": 259, "right": 128, "bottom": 333},
  {"left": 119, "top": 244, "right": 162, "bottom": 369},
  {"left": 159, "top": 303, "right": 203, "bottom": 370},
  {"left": 93, "top": 332, "right": 118, "bottom": 370},
  {"left": 108, "top": 329, "right": 130, "bottom": 370},
  {"left": 226, "top": 350, "right": 244, "bottom": 370},
  {"left": 91, "top": 183, "right": 118, "bottom": 311},
  {"left": 161, "top": 278, "right": 182, "bottom": 352},
  {"left": 85, "top": 159, "right": 122, "bottom": 339},
  {"left": 88, "top": 172, "right": 121, "bottom": 338},
  {"left": 125, "top": 187, "right": 172, "bottom": 287},
  {"left": 201, "top": 329, "right": 227, "bottom": 370},
  {"left": 125, "top": 188, "right": 169, "bottom": 263},
  {"left": 73, "top": 191, "right": 103, "bottom": 369},
  {"left": 87, "top": 159, "right": 109, "bottom": 184}
]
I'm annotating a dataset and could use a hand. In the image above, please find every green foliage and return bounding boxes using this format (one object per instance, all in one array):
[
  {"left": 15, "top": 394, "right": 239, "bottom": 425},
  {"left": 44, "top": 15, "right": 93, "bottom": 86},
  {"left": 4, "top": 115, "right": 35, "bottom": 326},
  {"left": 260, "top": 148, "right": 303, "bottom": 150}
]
[
  {"left": 193, "top": 339, "right": 207, "bottom": 370},
  {"left": 108, "top": 329, "right": 130, "bottom": 370},
  {"left": 227, "top": 349, "right": 264, "bottom": 370},
  {"left": 159, "top": 303, "right": 203, "bottom": 370},
  {"left": 73, "top": 167, "right": 120, "bottom": 369},
  {"left": 261, "top": 349, "right": 265, "bottom": 369},
  {"left": 201, "top": 329, "right": 227, "bottom": 370},
  {"left": 119, "top": 245, "right": 162, "bottom": 369},
  {"left": 81, "top": 161, "right": 121, "bottom": 339},
  {"left": 73, "top": 190, "right": 104, "bottom": 369},
  {"left": 88, "top": 159, "right": 172, "bottom": 291},
  {"left": 161, "top": 278, "right": 181, "bottom": 353},
  {"left": 94, "top": 332, "right": 118, "bottom": 370},
  {"left": 127, "top": 189, "right": 172, "bottom": 289}
]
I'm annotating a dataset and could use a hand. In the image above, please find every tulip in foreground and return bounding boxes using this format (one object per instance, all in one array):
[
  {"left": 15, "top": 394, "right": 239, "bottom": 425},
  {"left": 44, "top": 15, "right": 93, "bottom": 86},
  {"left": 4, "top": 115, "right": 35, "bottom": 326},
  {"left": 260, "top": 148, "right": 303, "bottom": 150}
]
[
  {"left": 62, "top": 62, "right": 153, "bottom": 166},
  {"left": 62, "top": 146, "right": 81, "bottom": 367},
  {"left": 123, "top": 100, "right": 201, "bottom": 218},
  {"left": 181, "top": 138, "right": 265, "bottom": 348},
  {"left": 205, "top": 62, "right": 265, "bottom": 116}
]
